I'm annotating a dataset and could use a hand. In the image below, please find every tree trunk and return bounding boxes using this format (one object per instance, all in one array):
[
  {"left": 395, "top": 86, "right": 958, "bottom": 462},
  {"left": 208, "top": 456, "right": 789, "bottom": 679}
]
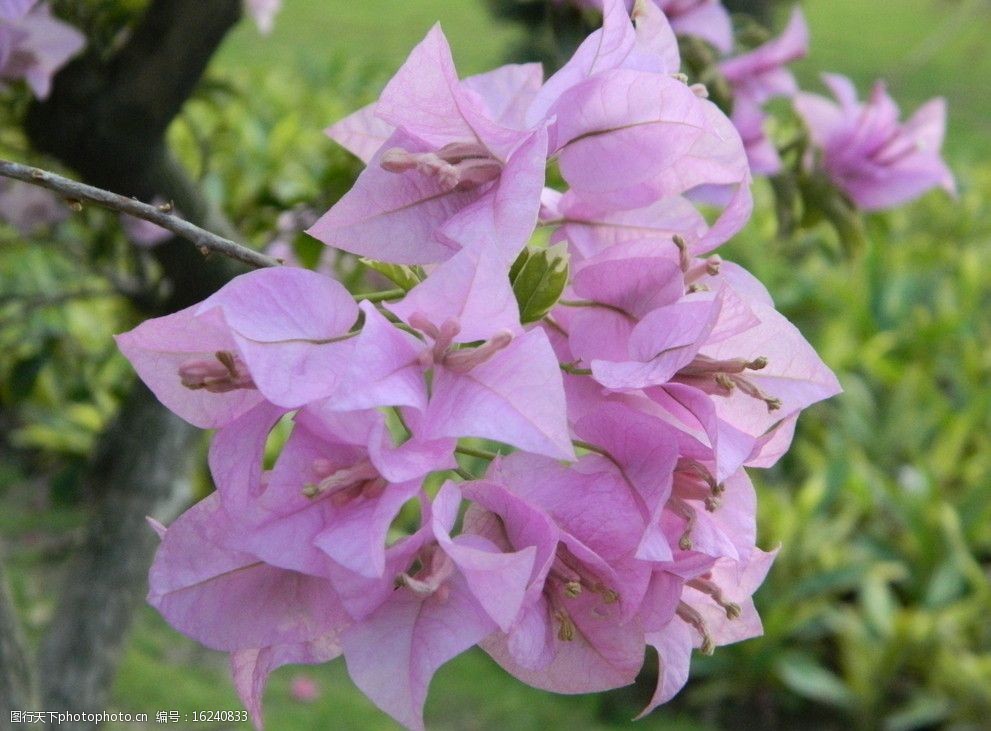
[
  {"left": 36, "top": 385, "right": 199, "bottom": 729},
  {"left": 14, "top": 2, "right": 248, "bottom": 726},
  {"left": 0, "top": 556, "right": 36, "bottom": 722}
]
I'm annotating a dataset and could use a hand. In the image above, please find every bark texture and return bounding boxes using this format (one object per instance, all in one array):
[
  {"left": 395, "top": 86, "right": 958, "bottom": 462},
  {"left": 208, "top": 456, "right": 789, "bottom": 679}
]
[{"left": 0, "top": 557, "right": 35, "bottom": 722}]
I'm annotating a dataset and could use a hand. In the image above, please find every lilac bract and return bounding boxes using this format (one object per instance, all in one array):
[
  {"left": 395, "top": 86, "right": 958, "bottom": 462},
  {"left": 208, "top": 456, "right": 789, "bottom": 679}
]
[
  {"left": 795, "top": 74, "right": 956, "bottom": 211},
  {"left": 114, "top": 2, "right": 849, "bottom": 728},
  {"left": 0, "top": 2, "right": 84, "bottom": 99}
]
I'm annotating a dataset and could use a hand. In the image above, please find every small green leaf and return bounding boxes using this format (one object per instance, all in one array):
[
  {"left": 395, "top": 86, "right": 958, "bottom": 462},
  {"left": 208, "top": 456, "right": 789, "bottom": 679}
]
[
  {"left": 360, "top": 259, "right": 426, "bottom": 291},
  {"left": 510, "top": 244, "right": 569, "bottom": 324},
  {"left": 774, "top": 651, "right": 855, "bottom": 709}
]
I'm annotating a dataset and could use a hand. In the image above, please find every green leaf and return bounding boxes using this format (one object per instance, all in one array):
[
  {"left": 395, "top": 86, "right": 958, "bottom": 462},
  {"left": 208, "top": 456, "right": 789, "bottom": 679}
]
[
  {"left": 509, "top": 244, "right": 569, "bottom": 324},
  {"left": 774, "top": 651, "right": 856, "bottom": 709},
  {"left": 883, "top": 694, "right": 952, "bottom": 731},
  {"left": 360, "top": 259, "right": 426, "bottom": 291}
]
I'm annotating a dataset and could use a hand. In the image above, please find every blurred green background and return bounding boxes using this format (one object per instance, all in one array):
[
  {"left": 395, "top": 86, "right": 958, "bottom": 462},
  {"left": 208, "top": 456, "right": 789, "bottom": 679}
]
[{"left": 2, "top": 0, "right": 989, "bottom": 729}]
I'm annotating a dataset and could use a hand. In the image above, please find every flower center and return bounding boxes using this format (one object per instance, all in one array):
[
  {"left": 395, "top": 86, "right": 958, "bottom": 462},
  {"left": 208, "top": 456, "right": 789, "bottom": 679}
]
[
  {"left": 302, "top": 459, "right": 386, "bottom": 506},
  {"left": 678, "top": 355, "right": 781, "bottom": 412},
  {"left": 380, "top": 141, "right": 502, "bottom": 192},
  {"left": 407, "top": 313, "right": 514, "bottom": 373},
  {"left": 395, "top": 546, "right": 455, "bottom": 601},
  {"left": 547, "top": 544, "right": 619, "bottom": 607},
  {"left": 178, "top": 351, "right": 256, "bottom": 393}
]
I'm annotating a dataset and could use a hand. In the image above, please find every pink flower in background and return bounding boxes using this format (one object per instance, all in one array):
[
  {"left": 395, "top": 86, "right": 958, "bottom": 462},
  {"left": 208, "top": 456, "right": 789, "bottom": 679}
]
[
  {"left": 655, "top": 0, "right": 732, "bottom": 53},
  {"left": 556, "top": 0, "right": 732, "bottom": 53},
  {"left": 795, "top": 74, "right": 956, "bottom": 211},
  {"left": 720, "top": 8, "right": 809, "bottom": 175},
  {"left": 720, "top": 8, "right": 809, "bottom": 107},
  {"left": 0, "top": 0, "right": 35, "bottom": 21},
  {"left": 289, "top": 675, "right": 320, "bottom": 703},
  {"left": 244, "top": 0, "right": 282, "bottom": 34},
  {"left": 0, "top": 178, "right": 67, "bottom": 234},
  {"left": 0, "top": 2, "right": 84, "bottom": 99},
  {"left": 120, "top": 198, "right": 178, "bottom": 248}
]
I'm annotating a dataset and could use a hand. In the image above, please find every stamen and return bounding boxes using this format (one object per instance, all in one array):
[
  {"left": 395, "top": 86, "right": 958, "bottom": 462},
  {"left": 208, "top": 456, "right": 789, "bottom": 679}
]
[
  {"left": 672, "top": 235, "right": 692, "bottom": 273},
  {"left": 431, "top": 319, "right": 462, "bottom": 363},
  {"left": 714, "top": 373, "right": 735, "bottom": 393},
  {"left": 441, "top": 330, "right": 513, "bottom": 373},
  {"left": 396, "top": 547, "right": 455, "bottom": 599},
  {"left": 599, "top": 587, "right": 620, "bottom": 604},
  {"left": 408, "top": 314, "right": 464, "bottom": 369},
  {"left": 669, "top": 497, "right": 697, "bottom": 551},
  {"left": 407, "top": 312, "right": 439, "bottom": 339},
  {"left": 676, "top": 601, "right": 715, "bottom": 655},
  {"left": 679, "top": 357, "right": 775, "bottom": 405},
  {"left": 728, "top": 375, "right": 782, "bottom": 412},
  {"left": 381, "top": 148, "right": 461, "bottom": 190},
  {"left": 550, "top": 550, "right": 619, "bottom": 604},
  {"left": 676, "top": 458, "right": 718, "bottom": 492},
  {"left": 178, "top": 351, "right": 255, "bottom": 393},
  {"left": 302, "top": 459, "right": 381, "bottom": 501},
  {"left": 679, "top": 354, "right": 768, "bottom": 377},
  {"left": 554, "top": 609, "right": 576, "bottom": 642},
  {"left": 688, "top": 577, "right": 742, "bottom": 620},
  {"left": 380, "top": 141, "right": 502, "bottom": 191}
]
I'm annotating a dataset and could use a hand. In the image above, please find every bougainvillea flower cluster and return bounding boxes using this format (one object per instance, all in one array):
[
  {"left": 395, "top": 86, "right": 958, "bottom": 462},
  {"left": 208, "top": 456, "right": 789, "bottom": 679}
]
[
  {"left": 795, "top": 74, "right": 956, "bottom": 210},
  {"left": 552, "top": 0, "right": 954, "bottom": 210},
  {"left": 118, "top": 2, "right": 844, "bottom": 728},
  {"left": 0, "top": 1, "right": 83, "bottom": 99}
]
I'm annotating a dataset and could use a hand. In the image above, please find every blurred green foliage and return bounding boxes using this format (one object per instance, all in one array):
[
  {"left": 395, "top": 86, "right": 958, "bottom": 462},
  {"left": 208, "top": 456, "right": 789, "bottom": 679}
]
[{"left": 1, "top": 1, "right": 989, "bottom": 729}]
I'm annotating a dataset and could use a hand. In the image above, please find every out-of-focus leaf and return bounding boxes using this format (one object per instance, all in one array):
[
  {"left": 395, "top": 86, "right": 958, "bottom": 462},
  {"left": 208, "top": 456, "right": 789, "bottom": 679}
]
[{"left": 774, "top": 651, "right": 856, "bottom": 709}]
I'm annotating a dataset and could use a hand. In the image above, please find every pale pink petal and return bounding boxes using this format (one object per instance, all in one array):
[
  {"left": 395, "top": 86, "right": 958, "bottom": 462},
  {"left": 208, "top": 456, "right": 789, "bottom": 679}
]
[
  {"left": 526, "top": 0, "right": 637, "bottom": 125},
  {"left": 330, "top": 301, "right": 427, "bottom": 412},
  {"left": 462, "top": 63, "right": 544, "bottom": 128},
  {"left": 342, "top": 571, "right": 496, "bottom": 731},
  {"left": 115, "top": 305, "right": 266, "bottom": 429},
  {"left": 425, "top": 329, "right": 574, "bottom": 460},
  {"left": 325, "top": 102, "right": 395, "bottom": 164},
  {"left": 436, "top": 128, "right": 548, "bottom": 265},
  {"left": 638, "top": 618, "right": 693, "bottom": 716},
  {"left": 307, "top": 130, "right": 476, "bottom": 264},
  {"left": 661, "top": 0, "right": 732, "bottom": 53},
  {"left": 552, "top": 70, "right": 707, "bottom": 209},
  {"left": 386, "top": 247, "right": 522, "bottom": 343},
  {"left": 148, "top": 494, "right": 346, "bottom": 652},
  {"left": 231, "top": 634, "right": 341, "bottom": 729}
]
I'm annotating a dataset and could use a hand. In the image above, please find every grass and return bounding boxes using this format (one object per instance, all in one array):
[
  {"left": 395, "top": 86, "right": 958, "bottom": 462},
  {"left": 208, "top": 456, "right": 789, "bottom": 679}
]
[
  {"left": 218, "top": 0, "right": 991, "bottom": 163},
  {"left": 794, "top": 0, "right": 991, "bottom": 162},
  {"left": 216, "top": 0, "right": 525, "bottom": 78}
]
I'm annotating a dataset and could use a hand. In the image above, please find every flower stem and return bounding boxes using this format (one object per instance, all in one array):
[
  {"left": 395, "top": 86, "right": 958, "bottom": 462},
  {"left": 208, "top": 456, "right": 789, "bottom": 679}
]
[{"left": 455, "top": 445, "right": 501, "bottom": 461}]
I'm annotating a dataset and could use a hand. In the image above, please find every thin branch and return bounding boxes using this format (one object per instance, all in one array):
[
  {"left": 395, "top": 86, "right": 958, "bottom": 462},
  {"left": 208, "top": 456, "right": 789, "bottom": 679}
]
[{"left": 0, "top": 160, "right": 279, "bottom": 270}]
